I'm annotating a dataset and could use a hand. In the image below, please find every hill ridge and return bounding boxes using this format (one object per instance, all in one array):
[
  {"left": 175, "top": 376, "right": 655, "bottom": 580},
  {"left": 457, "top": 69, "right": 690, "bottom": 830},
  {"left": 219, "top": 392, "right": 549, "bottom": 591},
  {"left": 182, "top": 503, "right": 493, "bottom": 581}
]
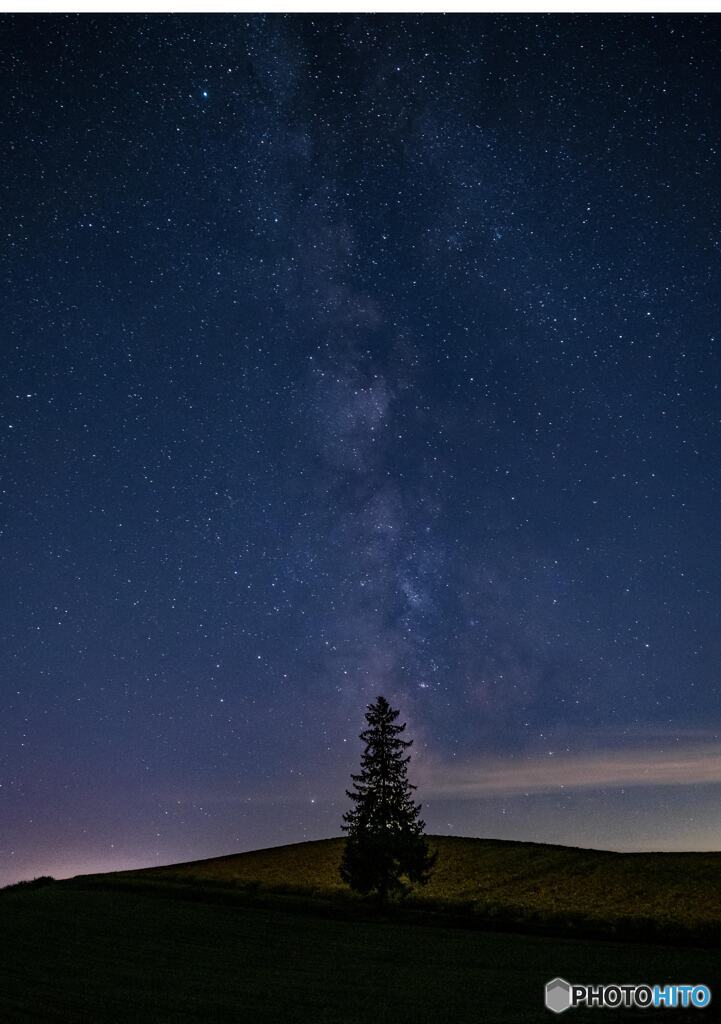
[{"left": 70, "top": 833, "right": 721, "bottom": 945}]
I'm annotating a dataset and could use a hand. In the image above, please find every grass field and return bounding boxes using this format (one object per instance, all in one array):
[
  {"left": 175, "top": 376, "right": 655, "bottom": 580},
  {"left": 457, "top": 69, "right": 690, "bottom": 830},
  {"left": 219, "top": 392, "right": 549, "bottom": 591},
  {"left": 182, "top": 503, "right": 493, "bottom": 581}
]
[
  {"left": 1, "top": 882, "right": 718, "bottom": 1023},
  {"left": 3, "top": 835, "right": 720, "bottom": 1022},
  {"left": 114, "top": 834, "right": 721, "bottom": 944}
]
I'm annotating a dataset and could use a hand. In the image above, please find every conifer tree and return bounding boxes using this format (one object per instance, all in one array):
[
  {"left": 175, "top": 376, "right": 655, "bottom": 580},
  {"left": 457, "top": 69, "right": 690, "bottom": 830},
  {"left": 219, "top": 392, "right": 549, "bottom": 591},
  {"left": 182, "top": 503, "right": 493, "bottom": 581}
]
[{"left": 340, "top": 695, "right": 436, "bottom": 905}]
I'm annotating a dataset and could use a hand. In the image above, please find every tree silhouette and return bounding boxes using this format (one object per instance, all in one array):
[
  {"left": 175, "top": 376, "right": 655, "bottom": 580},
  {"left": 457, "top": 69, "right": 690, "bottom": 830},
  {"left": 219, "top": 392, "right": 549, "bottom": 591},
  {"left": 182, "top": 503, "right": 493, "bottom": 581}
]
[{"left": 340, "top": 695, "right": 436, "bottom": 905}]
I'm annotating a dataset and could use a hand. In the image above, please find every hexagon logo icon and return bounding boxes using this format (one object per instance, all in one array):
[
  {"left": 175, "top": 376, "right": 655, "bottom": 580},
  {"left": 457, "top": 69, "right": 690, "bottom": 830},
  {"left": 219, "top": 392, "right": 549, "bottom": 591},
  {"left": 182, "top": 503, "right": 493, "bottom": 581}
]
[{"left": 545, "top": 977, "right": 572, "bottom": 1014}]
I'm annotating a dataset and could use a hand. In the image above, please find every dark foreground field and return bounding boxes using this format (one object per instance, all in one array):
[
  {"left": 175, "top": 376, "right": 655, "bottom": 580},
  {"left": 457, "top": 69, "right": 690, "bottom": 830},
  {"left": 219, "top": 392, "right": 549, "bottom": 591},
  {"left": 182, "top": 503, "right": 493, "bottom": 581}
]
[{"left": 1, "top": 881, "right": 718, "bottom": 1023}]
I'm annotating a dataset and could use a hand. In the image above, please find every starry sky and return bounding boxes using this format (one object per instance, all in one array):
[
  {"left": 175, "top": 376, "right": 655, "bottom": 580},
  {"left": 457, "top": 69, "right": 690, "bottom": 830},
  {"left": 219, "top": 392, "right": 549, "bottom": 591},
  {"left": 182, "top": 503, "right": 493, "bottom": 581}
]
[{"left": 2, "top": 13, "right": 721, "bottom": 887}]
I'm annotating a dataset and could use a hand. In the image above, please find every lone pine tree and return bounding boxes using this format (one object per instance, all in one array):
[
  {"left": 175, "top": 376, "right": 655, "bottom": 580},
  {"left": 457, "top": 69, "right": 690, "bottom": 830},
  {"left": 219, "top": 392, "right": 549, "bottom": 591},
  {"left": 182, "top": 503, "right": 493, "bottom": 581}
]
[{"left": 340, "top": 695, "right": 436, "bottom": 904}]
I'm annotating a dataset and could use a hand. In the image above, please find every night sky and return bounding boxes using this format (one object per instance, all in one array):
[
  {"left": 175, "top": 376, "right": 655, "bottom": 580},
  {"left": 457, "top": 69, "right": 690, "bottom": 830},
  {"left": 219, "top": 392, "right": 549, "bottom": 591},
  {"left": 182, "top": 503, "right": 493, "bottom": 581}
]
[{"left": 3, "top": 13, "right": 721, "bottom": 887}]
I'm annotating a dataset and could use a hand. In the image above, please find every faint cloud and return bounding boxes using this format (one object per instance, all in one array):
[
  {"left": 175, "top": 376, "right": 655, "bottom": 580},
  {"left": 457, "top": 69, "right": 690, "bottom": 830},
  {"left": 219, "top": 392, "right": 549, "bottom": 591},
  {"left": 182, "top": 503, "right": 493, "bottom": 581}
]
[{"left": 417, "top": 741, "right": 721, "bottom": 798}]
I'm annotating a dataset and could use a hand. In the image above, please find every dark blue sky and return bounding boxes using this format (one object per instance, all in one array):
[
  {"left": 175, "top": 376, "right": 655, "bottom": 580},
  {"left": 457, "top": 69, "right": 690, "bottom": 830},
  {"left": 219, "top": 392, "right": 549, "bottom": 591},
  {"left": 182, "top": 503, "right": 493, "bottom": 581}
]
[{"left": 2, "top": 14, "right": 721, "bottom": 885}]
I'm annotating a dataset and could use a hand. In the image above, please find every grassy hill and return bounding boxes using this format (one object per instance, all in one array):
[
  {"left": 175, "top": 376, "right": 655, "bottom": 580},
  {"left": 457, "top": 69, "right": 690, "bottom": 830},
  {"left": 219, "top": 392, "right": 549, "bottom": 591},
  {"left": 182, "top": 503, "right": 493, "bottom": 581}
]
[
  {"left": 4, "top": 836, "right": 721, "bottom": 1022},
  {"left": 100, "top": 834, "right": 721, "bottom": 944}
]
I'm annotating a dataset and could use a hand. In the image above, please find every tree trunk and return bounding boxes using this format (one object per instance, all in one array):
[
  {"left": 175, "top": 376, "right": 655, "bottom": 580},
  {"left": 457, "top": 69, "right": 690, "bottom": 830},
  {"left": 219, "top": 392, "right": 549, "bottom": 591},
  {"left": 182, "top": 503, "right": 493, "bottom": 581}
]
[{"left": 378, "top": 874, "right": 388, "bottom": 909}]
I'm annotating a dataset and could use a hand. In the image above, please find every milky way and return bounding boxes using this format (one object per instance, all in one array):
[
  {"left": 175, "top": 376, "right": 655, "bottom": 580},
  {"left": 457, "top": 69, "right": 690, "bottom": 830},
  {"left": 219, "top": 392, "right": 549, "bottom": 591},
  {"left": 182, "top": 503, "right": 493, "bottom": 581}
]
[{"left": 2, "top": 14, "right": 721, "bottom": 885}]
